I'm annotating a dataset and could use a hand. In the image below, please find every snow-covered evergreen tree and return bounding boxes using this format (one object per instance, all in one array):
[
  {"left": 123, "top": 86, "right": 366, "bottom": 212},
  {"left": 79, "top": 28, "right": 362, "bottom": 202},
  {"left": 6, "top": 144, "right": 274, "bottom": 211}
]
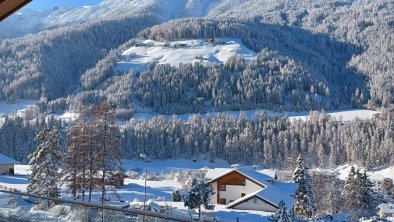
[
  {"left": 27, "top": 127, "right": 62, "bottom": 208},
  {"left": 344, "top": 167, "right": 376, "bottom": 219},
  {"left": 359, "top": 170, "right": 376, "bottom": 215},
  {"left": 343, "top": 166, "right": 362, "bottom": 219},
  {"left": 270, "top": 200, "right": 291, "bottom": 222},
  {"left": 292, "top": 155, "right": 315, "bottom": 218},
  {"left": 184, "top": 179, "right": 215, "bottom": 220}
]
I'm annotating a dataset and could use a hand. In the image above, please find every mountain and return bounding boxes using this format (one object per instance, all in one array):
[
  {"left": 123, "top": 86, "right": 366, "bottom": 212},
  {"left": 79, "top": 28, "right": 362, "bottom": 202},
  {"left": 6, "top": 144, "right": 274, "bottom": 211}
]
[
  {"left": 0, "top": 0, "right": 392, "bottom": 112},
  {"left": 0, "top": 0, "right": 221, "bottom": 39}
]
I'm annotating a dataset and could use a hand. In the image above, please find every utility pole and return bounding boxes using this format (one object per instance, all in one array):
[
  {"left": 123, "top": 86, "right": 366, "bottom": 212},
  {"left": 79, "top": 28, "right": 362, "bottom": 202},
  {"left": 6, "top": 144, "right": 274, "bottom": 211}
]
[{"left": 140, "top": 153, "right": 147, "bottom": 222}]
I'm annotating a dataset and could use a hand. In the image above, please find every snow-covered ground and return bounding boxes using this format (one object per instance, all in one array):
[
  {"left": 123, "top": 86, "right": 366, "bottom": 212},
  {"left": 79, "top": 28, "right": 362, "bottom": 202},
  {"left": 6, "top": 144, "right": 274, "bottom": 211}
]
[
  {"left": 131, "top": 109, "right": 380, "bottom": 122},
  {"left": 321, "top": 164, "right": 394, "bottom": 182},
  {"left": 52, "top": 112, "right": 79, "bottom": 123},
  {"left": 0, "top": 100, "right": 38, "bottom": 117},
  {"left": 1, "top": 161, "right": 393, "bottom": 221},
  {"left": 116, "top": 38, "right": 257, "bottom": 72}
]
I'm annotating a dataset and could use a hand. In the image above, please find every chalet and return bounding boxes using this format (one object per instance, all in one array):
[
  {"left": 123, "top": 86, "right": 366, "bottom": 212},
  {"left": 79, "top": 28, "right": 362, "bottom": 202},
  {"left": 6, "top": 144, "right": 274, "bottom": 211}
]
[
  {"left": 378, "top": 203, "right": 394, "bottom": 218},
  {"left": 0, "top": 154, "right": 19, "bottom": 175},
  {"left": 205, "top": 167, "right": 297, "bottom": 212}
]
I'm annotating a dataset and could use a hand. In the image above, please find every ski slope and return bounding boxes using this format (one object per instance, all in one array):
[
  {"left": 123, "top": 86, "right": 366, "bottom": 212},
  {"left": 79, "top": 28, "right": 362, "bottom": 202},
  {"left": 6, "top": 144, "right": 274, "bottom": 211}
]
[{"left": 116, "top": 38, "right": 257, "bottom": 72}]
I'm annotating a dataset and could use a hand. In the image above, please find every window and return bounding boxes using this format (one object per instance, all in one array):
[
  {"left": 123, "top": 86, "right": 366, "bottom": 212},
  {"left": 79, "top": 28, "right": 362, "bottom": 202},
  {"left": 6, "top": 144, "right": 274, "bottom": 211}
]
[
  {"left": 253, "top": 198, "right": 258, "bottom": 204},
  {"left": 241, "top": 193, "right": 246, "bottom": 197},
  {"left": 220, "top": 185, "right": 226, "bottom": 191},
  {"left": 219, "top": 198, "right": 226, "bottom": 204},
  {"left": 241, "top": 179, "right": 246, "bottom": 185}
]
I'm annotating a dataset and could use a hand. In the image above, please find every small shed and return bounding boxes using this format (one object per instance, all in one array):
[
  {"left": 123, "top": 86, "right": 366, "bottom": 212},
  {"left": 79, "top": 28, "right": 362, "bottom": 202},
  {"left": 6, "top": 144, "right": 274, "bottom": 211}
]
[{"left": 0, "top": 154, "right": 19, "bottom": 175}]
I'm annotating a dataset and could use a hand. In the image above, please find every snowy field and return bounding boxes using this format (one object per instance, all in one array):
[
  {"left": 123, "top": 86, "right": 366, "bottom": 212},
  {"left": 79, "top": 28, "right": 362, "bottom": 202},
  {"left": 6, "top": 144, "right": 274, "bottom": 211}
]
[
  {"left": 0, "top": 100, "right": 38, "bottom": 125},
  {"left": 0, "top": 159, "right": 273, "bottom": 221},
  {"left": 116, "top": 38, "right": 257, "bottom": 72},
  {"left": 131, "top": 109, "right": 381, "bottom": 122},
  {"left": 0, "top": 160, "right": 393, "bottom": 221},
  {"left": 0, "top": 100, "right": 38, "bottom": 117}
]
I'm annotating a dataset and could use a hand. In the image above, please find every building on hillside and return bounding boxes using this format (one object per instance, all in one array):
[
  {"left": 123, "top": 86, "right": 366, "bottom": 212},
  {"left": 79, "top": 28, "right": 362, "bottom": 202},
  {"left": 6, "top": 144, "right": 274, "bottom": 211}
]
[
  {"left": 0, "top": 153, "right": 19, "bottom": 175},
  {"left": 205, "top": 167, "right": 297, "bottom": 212},
  {"left": 378, "top": 203, "right": 394, "bottom": 218}
]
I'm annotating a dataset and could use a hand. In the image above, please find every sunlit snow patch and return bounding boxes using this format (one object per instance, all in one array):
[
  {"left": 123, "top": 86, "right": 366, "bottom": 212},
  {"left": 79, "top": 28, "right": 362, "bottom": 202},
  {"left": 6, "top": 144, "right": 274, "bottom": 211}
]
[{"left": 116, "top": 38, "right": 257, "bottom": 72}]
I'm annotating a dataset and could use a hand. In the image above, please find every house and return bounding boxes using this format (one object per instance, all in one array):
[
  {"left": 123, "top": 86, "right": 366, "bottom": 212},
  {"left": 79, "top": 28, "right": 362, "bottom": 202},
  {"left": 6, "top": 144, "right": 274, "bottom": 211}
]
[
  {"left": 205, "top": 167, "right": 297, "bottom": 212},
  {"left": 378, "top": 203, "right": 394, "bottom": 218},
  {"left": 0, "top": 153, "right": 19, "bottom": 175}
]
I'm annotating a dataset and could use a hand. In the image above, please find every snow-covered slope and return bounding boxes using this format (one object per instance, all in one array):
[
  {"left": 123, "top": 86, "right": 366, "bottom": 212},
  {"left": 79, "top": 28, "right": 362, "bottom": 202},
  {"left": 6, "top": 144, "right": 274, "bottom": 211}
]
[{"left": 116, "top": 38, "right": 257, "bottom": 71}]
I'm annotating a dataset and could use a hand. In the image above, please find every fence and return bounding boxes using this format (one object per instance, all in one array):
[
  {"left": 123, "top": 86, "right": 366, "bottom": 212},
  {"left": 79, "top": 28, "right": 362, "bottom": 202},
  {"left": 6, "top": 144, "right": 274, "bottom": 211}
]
[{"left": 0, "top": 189, "right": 192, "bottom": 222}]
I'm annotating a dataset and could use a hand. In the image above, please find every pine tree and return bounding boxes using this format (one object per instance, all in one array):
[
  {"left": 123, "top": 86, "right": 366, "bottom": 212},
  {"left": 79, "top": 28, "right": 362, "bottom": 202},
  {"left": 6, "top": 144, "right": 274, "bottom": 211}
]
[
  {"left": 359, "top": 170, "right": 376, "bottom": 216},
  {"left": 172, "top": 189, "right": 182, "bottom": 202},
  {"left": 184, "top": 179, "right": 215, "bottom": 220},
  {"left": 326, "top": 177, "right": 342, "bottom": 214},
  {"left": 27, "top": 127, "right": 62, "bottom": 209},
  {"left": 292, "top": 155, "right": 315, "bottom": 218},
  {"left": 343, "top": 166, "right": 363, "bottom": 219},
  {"left": 270, "top": 200, "right": 291, "bottom": 222}
]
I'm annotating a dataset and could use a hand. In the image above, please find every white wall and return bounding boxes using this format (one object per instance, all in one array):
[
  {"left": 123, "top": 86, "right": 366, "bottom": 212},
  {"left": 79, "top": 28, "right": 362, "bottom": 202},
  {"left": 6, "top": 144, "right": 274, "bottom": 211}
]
[
  {"left": 218, "top": 179, "right": 262, "bottom": 205},
  {"left": 232, "top": 196, "right": 277, "bottom": 212}
]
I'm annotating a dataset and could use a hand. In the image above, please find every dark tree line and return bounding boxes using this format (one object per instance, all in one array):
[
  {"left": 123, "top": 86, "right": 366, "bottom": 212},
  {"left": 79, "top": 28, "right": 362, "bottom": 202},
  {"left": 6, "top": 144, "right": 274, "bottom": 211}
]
[{"left": 0, "top": 115, "right": 63, "bottom": 163}]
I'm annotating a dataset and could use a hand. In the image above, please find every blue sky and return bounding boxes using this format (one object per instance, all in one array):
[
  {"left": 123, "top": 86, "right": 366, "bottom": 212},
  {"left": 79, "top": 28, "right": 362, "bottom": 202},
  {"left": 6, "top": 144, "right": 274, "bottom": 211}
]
[{"left": 26, "top": 0, "right": 102, "bottom": 9}]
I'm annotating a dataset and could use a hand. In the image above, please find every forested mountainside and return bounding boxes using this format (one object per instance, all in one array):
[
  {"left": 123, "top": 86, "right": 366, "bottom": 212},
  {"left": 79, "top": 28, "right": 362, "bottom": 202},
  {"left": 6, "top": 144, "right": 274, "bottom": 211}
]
[
  {"left": 0, "top": 15, "right": 156, "bottom": 101},
  {"left": 0, "top": 0, "right": 393, "bottom": 166}
]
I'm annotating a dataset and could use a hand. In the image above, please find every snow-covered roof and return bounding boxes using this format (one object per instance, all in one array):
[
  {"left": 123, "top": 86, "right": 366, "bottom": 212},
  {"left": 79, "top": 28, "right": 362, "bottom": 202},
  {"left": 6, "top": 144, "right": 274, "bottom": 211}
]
[
  {"left": 0, "top": 154, "right": 18, "bottom": 164},
  {"left": 206, "top": 167, "right": 297, "bottom": 210},
  {"left": 227, "top": 182, "right": 297, "bottom": 210},
  {"left": 379, "top": 203, "right": 394, "bottom": 214},
  {"left": 205, "top": 168, "right": 233, "bottom": 181},
  {"left": 205, "top": 167, "right": 275, "bottom": 187}
]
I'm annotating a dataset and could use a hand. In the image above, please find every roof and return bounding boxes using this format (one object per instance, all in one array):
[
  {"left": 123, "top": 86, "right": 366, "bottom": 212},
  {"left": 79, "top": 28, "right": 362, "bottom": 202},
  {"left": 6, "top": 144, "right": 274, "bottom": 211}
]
[
  {"left": 227, "top": 182, "right": 298, "bottom": 210},
  {"left": 0, "top": 0, "right": 32, "bottom": 21},
  {"left": 379, "top": 204, "right": 394, "bottom": 214},
  {"left": 205, "top": 167, "right": 275, "bottom": 187},
  {"left": 0, "top": 154, "right": 19, "bottom": 164},
  {"left": 206, "top": 167, "right": 297, "bottom": 210}
]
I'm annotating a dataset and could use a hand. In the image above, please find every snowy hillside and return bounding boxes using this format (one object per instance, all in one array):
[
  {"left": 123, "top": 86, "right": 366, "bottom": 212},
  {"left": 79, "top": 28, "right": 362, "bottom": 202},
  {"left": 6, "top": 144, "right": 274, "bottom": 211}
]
[
  {"left": 0, "top": 0, "right": 221, "bottom": 39},
  {"left": 116, "top": 38, "right": 257, "bottom": 71}
]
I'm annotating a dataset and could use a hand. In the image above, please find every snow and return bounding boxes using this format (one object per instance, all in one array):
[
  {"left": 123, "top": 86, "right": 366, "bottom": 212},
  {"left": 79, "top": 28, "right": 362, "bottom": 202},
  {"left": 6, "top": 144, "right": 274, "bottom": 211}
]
[
  {"left": 122, "top": 157, "right": 230, "bottom": 173},
  {"left": 0, "top": 154, "right": 19, "bottom": 164},
  {"left": 116, "top": 38, "right": 257, "bottom": 72},
  {"left": 52, "top": 112, "right": 79, "bottom": 123},
  {"left": 205, "top": 168, "right": 233, "bottom": 181},
  {"left": 379, "top": 203, "right": 394, "bottom": 214},
  {"left": 130, "top": 109, "right": 380, "bottom": 123},
  {"left": 206, "top": 167, "right": 296, "bottom": 212},
  {"left": 255, "top": 182, "right": 297, "bottom": 210},
  {"left": 0, "top": 100, "right": 38, "bottom": 117},
  {"left": 0, "top": 175, "right": 29, "bottom": 192},
  {"left": 214, "top": 204, "right": 272, "bottom": 222},
  {"left": 331, "top": 165, "right": 394, "bottom": 182}
]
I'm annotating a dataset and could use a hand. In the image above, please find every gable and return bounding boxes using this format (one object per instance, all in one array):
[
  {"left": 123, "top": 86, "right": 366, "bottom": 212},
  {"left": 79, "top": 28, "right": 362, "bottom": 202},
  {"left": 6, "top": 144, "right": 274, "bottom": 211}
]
[
  {"left": 229, "top": 195, "right": 278, "bottom": 212},
  {"left": 208, "top": 170, "right": 266, "bottom": 188}
]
